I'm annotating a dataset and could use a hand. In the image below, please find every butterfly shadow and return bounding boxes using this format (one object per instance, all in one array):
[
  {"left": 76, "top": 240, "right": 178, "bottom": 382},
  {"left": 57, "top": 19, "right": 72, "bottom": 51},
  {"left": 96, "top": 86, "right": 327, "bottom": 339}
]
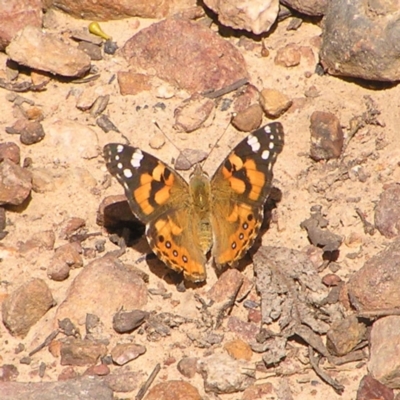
[{"left": 214, "top": 185, "right": 283, "bottom": 279}]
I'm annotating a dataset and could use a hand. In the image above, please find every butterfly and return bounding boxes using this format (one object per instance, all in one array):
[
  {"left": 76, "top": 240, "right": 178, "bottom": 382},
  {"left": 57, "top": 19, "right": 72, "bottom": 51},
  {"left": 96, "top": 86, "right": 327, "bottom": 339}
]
[{"left": 103, "top": 122, "right": 284, "bottom": 282}]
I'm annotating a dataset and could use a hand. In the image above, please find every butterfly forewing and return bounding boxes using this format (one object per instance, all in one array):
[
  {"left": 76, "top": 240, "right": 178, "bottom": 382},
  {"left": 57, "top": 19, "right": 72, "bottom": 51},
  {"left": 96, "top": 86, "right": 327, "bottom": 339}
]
[{"left": 210, "top": 122, "right": 284, "bottom": 266}]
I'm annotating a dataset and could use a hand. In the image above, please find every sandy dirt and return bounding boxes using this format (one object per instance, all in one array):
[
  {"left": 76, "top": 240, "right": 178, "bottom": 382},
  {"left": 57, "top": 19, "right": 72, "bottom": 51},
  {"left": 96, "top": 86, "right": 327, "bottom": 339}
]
[{"left": 1, "top": 10, "right": 399, "bottom": 399}]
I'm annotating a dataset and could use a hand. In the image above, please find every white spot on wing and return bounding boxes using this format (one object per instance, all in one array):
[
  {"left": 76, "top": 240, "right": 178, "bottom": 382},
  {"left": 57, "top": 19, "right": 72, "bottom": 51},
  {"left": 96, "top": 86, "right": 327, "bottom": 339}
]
[
  {"left": 247, "top": 134, "right": 260, "bottom": 152},
  {"left": 269, "top": 142, "right": 275, "bottom": 150},
  {"left": 117, "top": 162, "right": 123, "bottom": 169},
  {"left": 131, "top": 150, "right": 143, "bottom": 168},
  {"left": 264, "top": 126, "right": 271, "bottom": 133},
  {"left": 117, "top": 144, "right": 124, "bottom": 153},
  {"left": 123, "top": 168, "right": 133, "bottom": 178},
  {"left": 261, "top": 150, "right": 270, "bottom": 160}
]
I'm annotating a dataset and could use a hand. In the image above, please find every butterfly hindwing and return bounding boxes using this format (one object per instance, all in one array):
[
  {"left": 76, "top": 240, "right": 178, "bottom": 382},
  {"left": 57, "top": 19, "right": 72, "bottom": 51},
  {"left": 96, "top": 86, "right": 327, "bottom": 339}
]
[{"left": 210, "top": 122, "right": 284, "bottom": 266}]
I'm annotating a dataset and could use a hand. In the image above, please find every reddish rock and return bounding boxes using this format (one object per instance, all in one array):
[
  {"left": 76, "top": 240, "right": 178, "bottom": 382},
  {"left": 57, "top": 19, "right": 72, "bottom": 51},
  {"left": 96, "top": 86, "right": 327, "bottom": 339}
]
[
  {"left": 60, "top": 217, "right": 86, "bottom": 239},
  {"left": 1, "top": 377, "right": 113, "bottom": 399},
  {"left": 0, "top": 364, "right": 19, "bottom": 382},
  {"left": 122, "top": 18, "right": 249, "bottom": 95},
  {"left": 56, "top": 257, "right": 147, "bottom": 330},
  {"left": 112, "top": 309, "right": 149, "bottom": 333},
  {"left": 227, "top": 316, "right": 259, "bottom": 342},
  {"left": 110, "top": 343, "right": 146, "bottom": 366},
  {"left": 208, "top": 269, "right": 243, "bottom": 303},
  {"left": 309, "top": 111, "right": 344, "bottom": 160},
  {"left": 348, "top": 238, "right": 400, "bottom": 311},
  {"left": 198, "top": 353, "right": 255, "bottom": 394},
  {"left": 369, "top": 316, "right": 400, "bottom": 389},
  {"left": 48, "top": 0, "right": 197, "bottom": 20},
  {"left": 104, "top": 371, "right": 144, "bottom": 393},
  {"left": 19, "top": 120, "right": 45, "bottom": 145},
  {"left": 0, "top": 0, "right": 42, "bottom": 51},
  {"left": 356, "top": 375, "right": 394, "bottom": 400},
  {"left": 48, "top": 243, "right": 83, "bottom": 281},
  {"left": 320, "top": 0, "right": 400, "bottom": 81},
  {"left": 84, "top": 363, "right": 110, "bottom": 376},
  {"left": 6, "top": 26, "right": 91, "bottom": 77},
  {"left": 18, "top": 230, "right": 56, "bottom": 253},
  {"left": 231, "top": 103, "right": 263, "bottom": 132},
  {"left": 144, "top": 380, "right": 201, "bottom": 400},
  {"left": 326, "top": 315, "right": 367, "bottom": 356},
  {"left": 260, "top": 88, "right": 292, "bottom": 118},
  {"left": 0, "top": 142, "right": 20, "bottom": 165},
  {"left": 0, "top": 159, "right": 32, "bottom": 206},
  {"left": 242, "top": 383, "right": 274, "bottom": 400},
  {"left": 177, "top": 357, "right": 198, "bottom": 378},
  {"left": 97, "top": 195, "right": 138, "bottom": 228},
  {"left": 280, "top": 0, "right": 327, "bottom": 16},
  {"left": 203, "top": 0, "right": 279, "bottom": 34},
  {"left": 375, "top": 183, "right": 400, "bottom": 239},
  {"left": 322, "top": 273, "right": 342, "bottom": 286},
  {"left": 117, "top": 71, "right": 152, "bottom": 95},
  {"left": 274, "top": 43, "right": 301, "bottom": 67},
  {"left": 2, "top": 278, "right": 54, "bottom": 337},
  {"left": 60, "top": 338, "right": 107, "bottom": 366},
  {"left": 224, "top": 338, "right": 253, "bottom": 361}
]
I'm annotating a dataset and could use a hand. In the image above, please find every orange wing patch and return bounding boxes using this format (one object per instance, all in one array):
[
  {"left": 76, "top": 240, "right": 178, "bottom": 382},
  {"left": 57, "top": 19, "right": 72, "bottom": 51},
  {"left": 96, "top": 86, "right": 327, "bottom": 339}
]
[
  {"left": 215, "top": 203, "right": 261, "bottom": 266},
  {"left": 149, "top": 217, "right": 206, "bottom": 282}
]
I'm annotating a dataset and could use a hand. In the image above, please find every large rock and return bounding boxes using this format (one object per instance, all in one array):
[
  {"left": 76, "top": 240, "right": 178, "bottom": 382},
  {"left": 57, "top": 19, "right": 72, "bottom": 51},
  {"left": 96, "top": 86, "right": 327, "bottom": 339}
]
[
  {"left": 6, "top": 26, "right": 91, "bottom": 77},
  {"left": 56, "top": 257, "right": 147, "bottom": 330},
  {"left": 44, "top": 0, "right": 197, "bottom": 20},
  {"left": 203, "top": 0, "right": 279, "bottom": 34},
  {"left": 0, "top": 0, "right": 42, "bottom": 50},
  {"left": 122, "top": 18, "right": 249, "bottom": 95},
  {"left": 320, "top": 0, "right": 400, "bottom": 81}
]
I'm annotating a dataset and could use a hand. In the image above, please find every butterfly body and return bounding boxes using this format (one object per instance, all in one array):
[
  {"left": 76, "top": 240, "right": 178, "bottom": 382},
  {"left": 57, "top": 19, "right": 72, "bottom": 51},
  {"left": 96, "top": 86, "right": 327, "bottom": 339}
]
[{"left": 104, "top": 122, "right": 284, "bottom": 282}]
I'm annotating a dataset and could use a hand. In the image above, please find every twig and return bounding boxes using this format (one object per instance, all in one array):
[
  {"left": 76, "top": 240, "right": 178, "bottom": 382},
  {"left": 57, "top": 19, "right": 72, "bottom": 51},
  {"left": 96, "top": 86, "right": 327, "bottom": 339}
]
[
  {"left": 202, "top": 78, "right": 249, "bottom": 99},
  {"left": 355, "top": 208, "right": 375, "bottom": 235},
  {"left": 29, "top": 329, "right": 60, "bottom": 357},
  {"left": 135, "top": 363, "right": 161, "bottom": 400},
  {"left": 308, "top": 346, "right": 344, "bottom": 394},
  {"left": 357, "top": 308, "right": 400, "bottom": 319}
]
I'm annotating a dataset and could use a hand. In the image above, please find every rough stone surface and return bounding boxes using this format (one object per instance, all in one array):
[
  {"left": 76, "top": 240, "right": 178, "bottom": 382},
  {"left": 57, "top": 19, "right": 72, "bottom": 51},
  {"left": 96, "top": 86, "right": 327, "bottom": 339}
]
[
  {"left": 6, "top": 26, "right": 91, "bottom": 77},
  {"left": 60, "top": 338, "right": 108, "bottom": 366},
  {"left": 374, "top": 183, "right": 400, "bottom": 239},
  {"left": 199, "top": 352, "right": 255, "bottom": 394},
  {"left": 0, "top": 377, "right": 113, "bottom": 400},
  {"left": 309, "top": 111, "right": 344, "bottom": 161},
  {"left": 110, "top": 343, "right": 146, "bottom": 365},
  {"left": 0, "top": 0, "right": 42, "bottom": 51},
  {"left": 356, "top": 375, "right": 394, "bottom": 400},
  {"left": 47, "top": 0, "right": 197, "bottom": 20},
  {"left": 369, "top": 316, "right": 400, "bottom": 389},
  {"left": 260, "top": 88, "right": 292, "bottom": 118},
  {"left": 122, "top": 18, "right": 249, "bottom": 95},
  {"left": 203, "top": 0, "right": 279, "bottom": 34},
  {"left": 2, "top": 278, "right": 54, "bottom": 337},
  {"left": 174, "top": 95, "right": 215, "bottom": 133},
  {"left": 0, "top": 159, "right": 31, "bottom": 206},
  {"left": 280, "top": 0, "right": 327, "bottom": 16},
  {"left": 320, "top": 0, "right": 400, "bottom": 81},
  {"left": 0, "top": 142, "right": 21, "bottom": 165},
  {"left": 56, "top": 257, "right": 147, "bottom": 330},
  {"left": 326, "top": 315, "right": 367, "bottom": 356},
  {"left": 144, "top": 380, "right": 202, "bottom": 400},
  {"left": 348, "top": 238, "right": 400, "bottom": 311}
]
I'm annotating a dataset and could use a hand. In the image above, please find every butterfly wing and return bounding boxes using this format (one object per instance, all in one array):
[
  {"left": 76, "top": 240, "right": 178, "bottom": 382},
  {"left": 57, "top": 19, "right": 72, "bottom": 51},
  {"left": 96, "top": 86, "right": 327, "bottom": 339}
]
[
  {"left": 104, "top": 144, "right": 207, "bottom": 282},
  {"left": 210, "top": 122, "right": 284, "bottom": 266}
]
